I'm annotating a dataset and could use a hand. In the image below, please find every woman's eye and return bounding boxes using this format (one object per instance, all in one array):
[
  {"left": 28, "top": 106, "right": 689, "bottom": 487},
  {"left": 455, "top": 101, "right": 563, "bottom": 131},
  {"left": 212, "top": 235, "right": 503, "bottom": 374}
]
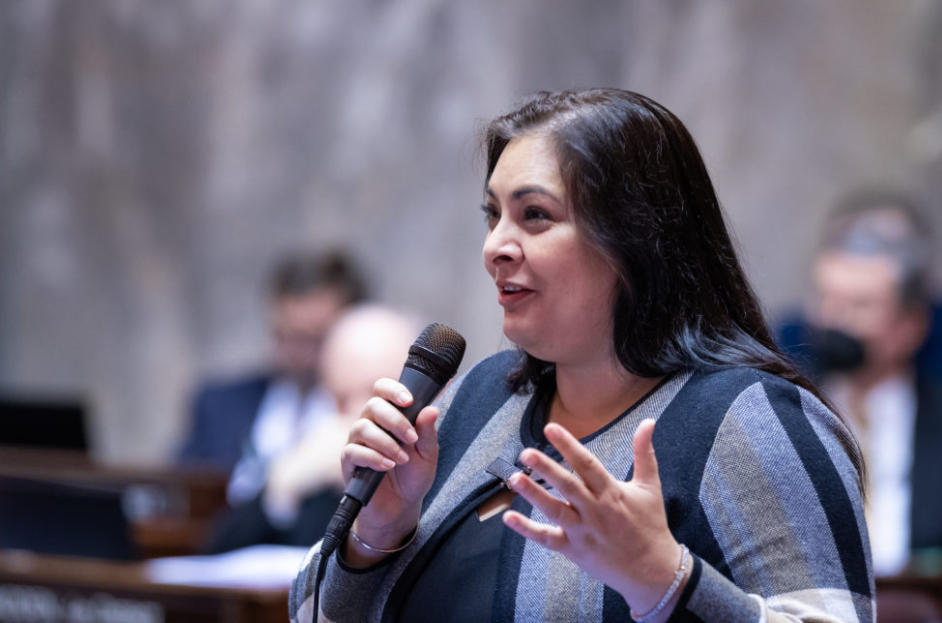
[
  {"left": 480, "top": 204, "right": 499, "bottom": 224},
  {"left": 524, "top": 207, "right": 549, "bottom": 221}
]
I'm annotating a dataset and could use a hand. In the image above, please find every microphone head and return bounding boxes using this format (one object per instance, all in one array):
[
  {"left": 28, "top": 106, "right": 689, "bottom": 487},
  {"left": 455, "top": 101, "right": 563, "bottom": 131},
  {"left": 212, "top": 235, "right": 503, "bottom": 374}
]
[{"left": 405, "top": 323, "right": 466, "bottom": 386}]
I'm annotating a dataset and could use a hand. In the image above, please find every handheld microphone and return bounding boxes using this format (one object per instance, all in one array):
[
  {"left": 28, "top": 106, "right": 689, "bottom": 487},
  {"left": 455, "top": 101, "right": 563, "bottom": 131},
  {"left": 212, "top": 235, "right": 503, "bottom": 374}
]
[{"left": 320, "top": 323, "right": 466, "bottom": 558}]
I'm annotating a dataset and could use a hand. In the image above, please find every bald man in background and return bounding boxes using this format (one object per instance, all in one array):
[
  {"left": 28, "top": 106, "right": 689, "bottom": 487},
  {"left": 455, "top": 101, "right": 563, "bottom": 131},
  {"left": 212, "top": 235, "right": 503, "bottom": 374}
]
[
  {"left": 178, "top": 251, "right": 367, "bottom": 489},
  {"left": 203, "top": 304, "right": 419, "bottom": 552}
]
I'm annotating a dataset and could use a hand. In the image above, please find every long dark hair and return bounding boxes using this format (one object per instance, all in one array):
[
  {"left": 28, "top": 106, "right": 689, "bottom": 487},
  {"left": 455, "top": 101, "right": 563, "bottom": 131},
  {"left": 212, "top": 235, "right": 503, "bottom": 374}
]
[{"left": 483, "top": 88, "right": 865, "bottom": 482}]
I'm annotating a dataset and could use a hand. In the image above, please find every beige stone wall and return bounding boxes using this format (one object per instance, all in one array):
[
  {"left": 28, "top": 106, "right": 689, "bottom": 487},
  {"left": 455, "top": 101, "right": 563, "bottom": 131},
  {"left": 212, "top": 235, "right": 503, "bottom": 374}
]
[{"left": 1, "top": 0, "right": 939, "bottom": 465}]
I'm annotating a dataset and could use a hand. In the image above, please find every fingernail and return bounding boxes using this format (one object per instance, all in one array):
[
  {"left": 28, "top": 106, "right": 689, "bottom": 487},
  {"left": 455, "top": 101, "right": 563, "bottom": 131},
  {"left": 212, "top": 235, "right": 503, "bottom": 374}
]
[
  {"left": 398, "top": 391, "right": 412, "bottom": 404},
  {"left": 405, "top": 429, "right": 418, "bottom": 444},
  {"left": 397, "top": 450, "right": 410, "bottom": 464},
  {"left": 381, "top": 458, "right": 396, "bottom": 470}
]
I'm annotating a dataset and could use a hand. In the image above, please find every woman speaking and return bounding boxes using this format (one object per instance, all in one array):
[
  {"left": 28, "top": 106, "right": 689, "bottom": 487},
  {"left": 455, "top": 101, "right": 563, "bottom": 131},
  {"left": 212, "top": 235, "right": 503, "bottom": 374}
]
[{"left": 290, "top": 88, "right": 873, "bottom": 623}]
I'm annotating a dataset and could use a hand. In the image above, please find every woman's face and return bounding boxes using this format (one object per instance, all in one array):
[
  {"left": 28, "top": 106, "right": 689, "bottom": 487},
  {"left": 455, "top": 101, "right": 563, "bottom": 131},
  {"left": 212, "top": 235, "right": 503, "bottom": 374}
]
[{"left": 482, "top": 133, "right": 619, "bottom": 368}]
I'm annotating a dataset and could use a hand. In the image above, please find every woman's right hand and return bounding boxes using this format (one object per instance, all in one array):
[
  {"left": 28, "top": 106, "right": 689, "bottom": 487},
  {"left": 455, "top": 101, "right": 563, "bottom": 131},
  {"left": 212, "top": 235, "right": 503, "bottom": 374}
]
[{"left": 339, "top": 377, "right": 440, "bottom": 563}]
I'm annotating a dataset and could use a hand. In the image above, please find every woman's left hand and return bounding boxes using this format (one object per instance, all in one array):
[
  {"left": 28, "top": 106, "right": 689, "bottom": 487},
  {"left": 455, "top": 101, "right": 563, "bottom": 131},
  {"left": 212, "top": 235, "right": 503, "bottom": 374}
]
[{"left": 503, "top": 419, "right": 686, "bottom": 617}]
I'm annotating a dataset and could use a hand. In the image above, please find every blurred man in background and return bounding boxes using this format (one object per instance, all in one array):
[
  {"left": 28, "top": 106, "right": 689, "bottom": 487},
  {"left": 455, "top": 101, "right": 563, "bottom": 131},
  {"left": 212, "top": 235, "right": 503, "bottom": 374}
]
[
  {"left": 778, "top": 191, "right": 942, "bottom": 577},
  {"left": 203, "top": 304, "right": 418, "bottom": 551},
  {"left": 176, "top": 250, "right": 367, "bottom": 505}
]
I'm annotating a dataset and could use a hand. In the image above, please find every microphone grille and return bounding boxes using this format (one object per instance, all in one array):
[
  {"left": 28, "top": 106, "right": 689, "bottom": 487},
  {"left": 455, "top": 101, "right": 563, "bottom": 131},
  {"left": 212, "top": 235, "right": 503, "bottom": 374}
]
[{"left": 406, "top": 323, "right": 467, "bottom": 385}]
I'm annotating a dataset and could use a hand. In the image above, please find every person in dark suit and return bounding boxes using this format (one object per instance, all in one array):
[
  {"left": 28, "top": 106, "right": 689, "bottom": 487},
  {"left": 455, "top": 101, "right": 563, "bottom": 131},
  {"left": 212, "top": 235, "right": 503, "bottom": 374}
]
[
  {"left": 202, "top": 304, "right": 419, "bottom": 552},
  {"left": 176, "top": 250, "right": 367, "bottom": 501},
  {"left": 777, "top": 191, "right": 942, "bottom": 577},
  {"left": 177, "top": 375, "right": 270, "bottom": 475}
]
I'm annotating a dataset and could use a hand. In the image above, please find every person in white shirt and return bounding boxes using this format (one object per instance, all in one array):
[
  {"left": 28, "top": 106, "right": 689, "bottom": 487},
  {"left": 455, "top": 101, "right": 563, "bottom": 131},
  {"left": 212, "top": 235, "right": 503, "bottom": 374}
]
[
  {"left": 203, "top": 304, "right": 419, "bottom": 552},
  {"left": 261, "top": 304, "right": 420, "bottom": 531},
  {"left": 801, "top": 192, "right": 940, "bottom": 577},
  {"left": 177, "top": 250, "right": 367, "bottom": 552}
]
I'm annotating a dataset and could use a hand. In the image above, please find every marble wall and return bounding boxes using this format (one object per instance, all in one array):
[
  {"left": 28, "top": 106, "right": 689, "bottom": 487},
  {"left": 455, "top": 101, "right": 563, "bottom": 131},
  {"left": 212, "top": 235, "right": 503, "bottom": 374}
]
[{"left": 1, "top": 0, "right": 940, "bottom": 465}]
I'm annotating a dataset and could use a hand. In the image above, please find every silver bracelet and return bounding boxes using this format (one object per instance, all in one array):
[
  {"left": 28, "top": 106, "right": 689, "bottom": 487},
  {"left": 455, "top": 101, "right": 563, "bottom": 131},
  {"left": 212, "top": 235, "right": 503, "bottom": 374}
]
[
  {"left": 348, "top": 527, "right": 417, "bottom": 554},
  {"left": 630, "top": 544, "right": 690, "bottom": 623}
]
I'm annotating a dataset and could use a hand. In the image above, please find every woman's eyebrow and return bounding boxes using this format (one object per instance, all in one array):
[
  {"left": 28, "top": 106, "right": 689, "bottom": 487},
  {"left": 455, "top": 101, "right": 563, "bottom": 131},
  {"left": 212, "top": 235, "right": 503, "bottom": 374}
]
[{"left": 485, "top": 185, "right": 559, "bottom": 202}]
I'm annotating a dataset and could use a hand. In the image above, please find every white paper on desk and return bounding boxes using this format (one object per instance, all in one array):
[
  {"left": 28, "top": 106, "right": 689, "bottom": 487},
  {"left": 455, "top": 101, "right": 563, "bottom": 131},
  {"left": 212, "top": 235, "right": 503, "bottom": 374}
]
[{"left": 144, "top": 544, "right": 311, "bottom": 589}]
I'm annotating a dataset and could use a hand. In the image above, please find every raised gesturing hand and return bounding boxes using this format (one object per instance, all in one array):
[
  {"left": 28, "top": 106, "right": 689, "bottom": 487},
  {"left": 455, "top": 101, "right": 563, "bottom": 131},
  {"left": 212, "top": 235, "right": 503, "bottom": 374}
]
[{"left": 502, "top": 419, "right": 687, "bottom": 619}]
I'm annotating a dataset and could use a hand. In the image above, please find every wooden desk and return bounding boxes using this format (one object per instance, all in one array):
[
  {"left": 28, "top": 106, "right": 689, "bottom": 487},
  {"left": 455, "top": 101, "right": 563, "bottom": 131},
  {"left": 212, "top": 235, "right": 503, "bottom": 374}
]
[
  {"left": 2, "top": 551, "right": 937, "bottom": 623},
  {"left": 0, "top": 552, "right": 289, "bottom": 623},
  {"left": 876, "top": 574, "right": 942, "bottom": 622},
  {"left": 0, "top": 447, "right": 229, "bottom": 558}
]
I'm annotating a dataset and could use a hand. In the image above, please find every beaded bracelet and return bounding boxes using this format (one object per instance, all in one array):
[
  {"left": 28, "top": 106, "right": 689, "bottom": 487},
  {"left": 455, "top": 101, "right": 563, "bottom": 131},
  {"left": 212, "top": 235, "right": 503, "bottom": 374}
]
[
  {"left": 348, "top": 527, "right": 418, "bottom": 554},
  {"left": 630, "top": 544, "right": 690, "bottom": 623}
]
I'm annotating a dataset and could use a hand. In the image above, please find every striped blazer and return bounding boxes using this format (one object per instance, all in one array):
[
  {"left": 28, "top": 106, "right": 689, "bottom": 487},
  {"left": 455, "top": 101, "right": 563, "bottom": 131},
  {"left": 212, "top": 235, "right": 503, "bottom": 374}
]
[{"left": 290, "top": 350, "right": 874, "bottom": 622}]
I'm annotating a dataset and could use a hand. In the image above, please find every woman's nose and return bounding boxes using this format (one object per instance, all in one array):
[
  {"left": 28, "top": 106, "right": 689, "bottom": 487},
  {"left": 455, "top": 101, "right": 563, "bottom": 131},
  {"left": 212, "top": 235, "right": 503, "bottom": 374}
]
[{"left": 482, "top": 220, "right": 521, "bottom": 267}]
